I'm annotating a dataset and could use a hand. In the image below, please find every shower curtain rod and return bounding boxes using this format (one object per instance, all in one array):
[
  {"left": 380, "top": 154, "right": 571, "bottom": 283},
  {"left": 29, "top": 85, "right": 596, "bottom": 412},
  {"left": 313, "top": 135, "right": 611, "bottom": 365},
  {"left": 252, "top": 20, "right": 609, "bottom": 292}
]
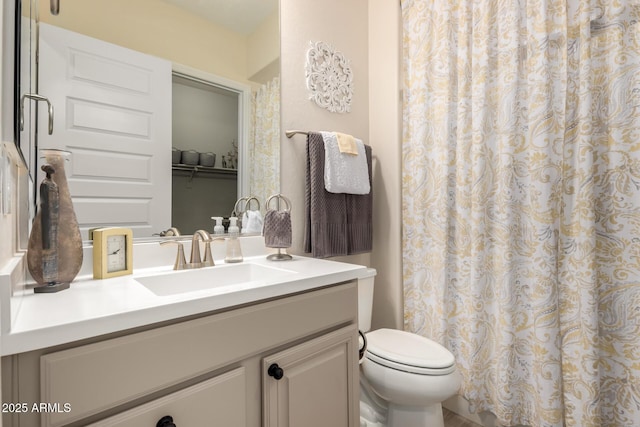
[{"left": 285, "top": 130, "right": 309, "bottom": 138}]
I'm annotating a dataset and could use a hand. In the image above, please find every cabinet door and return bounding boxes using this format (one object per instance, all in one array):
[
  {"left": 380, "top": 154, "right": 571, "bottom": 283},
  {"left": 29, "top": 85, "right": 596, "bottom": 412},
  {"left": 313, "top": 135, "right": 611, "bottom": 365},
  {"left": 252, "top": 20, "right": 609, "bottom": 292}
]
[
  {"left": 88, "top": 367, "right": 246, "bottom": 427},
  {"left": 263, "top": 325, "right": 359, "bottom": 427}
]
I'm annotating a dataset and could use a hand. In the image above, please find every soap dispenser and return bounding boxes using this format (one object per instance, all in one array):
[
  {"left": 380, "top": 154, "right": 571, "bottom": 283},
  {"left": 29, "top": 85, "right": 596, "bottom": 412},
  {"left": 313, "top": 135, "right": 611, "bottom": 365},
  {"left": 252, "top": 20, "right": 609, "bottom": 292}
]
[
  {"left": 225, "top": 217, "right": 243, "bottom": 263},
  {"left": 211, "top": 216, "right": 225, "bottom": 235}
]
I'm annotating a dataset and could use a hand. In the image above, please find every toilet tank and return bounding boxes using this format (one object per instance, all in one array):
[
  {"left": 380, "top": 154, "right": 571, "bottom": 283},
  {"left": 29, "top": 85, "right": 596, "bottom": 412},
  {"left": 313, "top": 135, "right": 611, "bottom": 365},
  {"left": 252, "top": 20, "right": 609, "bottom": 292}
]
[{"left": 357, "top": 268, "right": 377, "bottom": 332}]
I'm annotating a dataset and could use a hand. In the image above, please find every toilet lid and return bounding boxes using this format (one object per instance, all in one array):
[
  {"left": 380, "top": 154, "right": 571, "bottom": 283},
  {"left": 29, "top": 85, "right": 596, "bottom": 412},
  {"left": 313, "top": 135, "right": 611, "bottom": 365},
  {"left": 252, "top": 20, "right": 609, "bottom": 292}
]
[{"left": 365, "top": 329, "right": 455, "bottom": 375}]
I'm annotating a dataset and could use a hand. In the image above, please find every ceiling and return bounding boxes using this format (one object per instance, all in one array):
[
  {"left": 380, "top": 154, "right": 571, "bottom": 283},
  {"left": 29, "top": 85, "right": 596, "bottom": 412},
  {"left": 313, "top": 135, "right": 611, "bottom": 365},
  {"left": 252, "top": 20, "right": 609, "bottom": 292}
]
[{"left": 163, "top": 0, "right": 278, "bottom": 35}]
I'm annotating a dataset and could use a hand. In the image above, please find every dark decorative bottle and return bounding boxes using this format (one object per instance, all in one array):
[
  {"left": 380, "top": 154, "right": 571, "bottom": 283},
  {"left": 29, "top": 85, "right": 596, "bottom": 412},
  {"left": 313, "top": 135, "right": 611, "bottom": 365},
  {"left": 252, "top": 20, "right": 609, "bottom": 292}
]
[{"left": 27, "top": 150, "right": 83, "bottom": 293}]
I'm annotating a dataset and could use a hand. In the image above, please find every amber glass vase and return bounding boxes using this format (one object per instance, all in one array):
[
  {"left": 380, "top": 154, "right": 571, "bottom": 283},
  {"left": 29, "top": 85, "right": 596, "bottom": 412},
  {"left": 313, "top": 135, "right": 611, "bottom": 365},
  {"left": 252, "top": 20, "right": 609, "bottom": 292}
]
[{"left": 27, "top": 149, "right": 83, "bottom": 293}]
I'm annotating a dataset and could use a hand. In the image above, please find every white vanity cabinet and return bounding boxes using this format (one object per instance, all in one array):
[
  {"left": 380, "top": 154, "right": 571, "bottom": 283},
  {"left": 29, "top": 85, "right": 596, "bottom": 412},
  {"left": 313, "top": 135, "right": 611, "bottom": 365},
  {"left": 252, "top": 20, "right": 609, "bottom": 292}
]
[{"left": 1, "top": 281, "right": 359, "bottom": 427}]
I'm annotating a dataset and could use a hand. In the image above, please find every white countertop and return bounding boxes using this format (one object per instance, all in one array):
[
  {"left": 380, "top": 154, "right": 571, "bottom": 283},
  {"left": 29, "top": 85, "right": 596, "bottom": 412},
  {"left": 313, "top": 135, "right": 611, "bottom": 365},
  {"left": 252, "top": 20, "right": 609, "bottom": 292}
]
[{"left": 1, "top": 249, "right": 366, "bottom": 356}]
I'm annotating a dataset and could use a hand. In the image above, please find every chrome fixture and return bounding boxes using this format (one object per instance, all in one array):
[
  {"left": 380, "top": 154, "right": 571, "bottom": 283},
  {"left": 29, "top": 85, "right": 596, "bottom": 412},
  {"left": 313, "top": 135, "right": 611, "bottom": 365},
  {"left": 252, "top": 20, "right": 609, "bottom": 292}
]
[
  {"left": 160, "top": 231, "right": 225, "bottom": 270},
  {"left": 188, "top": 230, "right": 209, "bottom": 269},
  {"left": 155, "top": 227, "right": 181, "bottom": 237},
  {"left": 20, "top": 93, "right": 54, "bottom": 135},
  {"left": 159, "top": 240, "right": 187, "bottom": 270},
  {"left": 285, "top": 130, "right": 309, "bottom": 138}
]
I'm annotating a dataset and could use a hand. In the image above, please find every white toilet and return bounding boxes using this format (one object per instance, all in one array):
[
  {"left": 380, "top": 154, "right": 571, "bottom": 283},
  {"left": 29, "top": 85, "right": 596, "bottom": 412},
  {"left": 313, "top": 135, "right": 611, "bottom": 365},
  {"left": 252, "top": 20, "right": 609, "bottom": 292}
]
[{"left": 358, "top": 268, "right": 461, "bottom": 427}]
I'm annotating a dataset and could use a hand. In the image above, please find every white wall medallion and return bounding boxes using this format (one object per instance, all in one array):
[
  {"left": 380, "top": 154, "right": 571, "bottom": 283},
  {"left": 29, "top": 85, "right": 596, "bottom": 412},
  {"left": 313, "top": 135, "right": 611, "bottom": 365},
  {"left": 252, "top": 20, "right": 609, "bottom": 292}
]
[{"left": 305, "top": 41, "right": 353, "bottom": 114}]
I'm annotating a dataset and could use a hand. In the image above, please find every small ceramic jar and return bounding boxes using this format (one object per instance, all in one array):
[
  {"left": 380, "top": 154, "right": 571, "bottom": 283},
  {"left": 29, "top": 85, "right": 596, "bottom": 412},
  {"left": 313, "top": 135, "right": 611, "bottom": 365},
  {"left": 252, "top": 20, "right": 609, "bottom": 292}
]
[
  {"left": 199, "top": 152, "right": 216, "bottom": 167},
  {"left": 180, "top": 150, "right": 199, "bottom": 165}
]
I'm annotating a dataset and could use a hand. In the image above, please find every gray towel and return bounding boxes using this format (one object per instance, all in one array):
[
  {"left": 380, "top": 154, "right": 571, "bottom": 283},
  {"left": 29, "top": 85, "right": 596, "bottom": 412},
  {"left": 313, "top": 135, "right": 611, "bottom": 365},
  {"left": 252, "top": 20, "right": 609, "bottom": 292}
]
[
  {"left": 263, "top": 210, "right": 292, "bottom": 248},
  {"left": 304, "top": 131, "right": 373, "bottom": 258}
]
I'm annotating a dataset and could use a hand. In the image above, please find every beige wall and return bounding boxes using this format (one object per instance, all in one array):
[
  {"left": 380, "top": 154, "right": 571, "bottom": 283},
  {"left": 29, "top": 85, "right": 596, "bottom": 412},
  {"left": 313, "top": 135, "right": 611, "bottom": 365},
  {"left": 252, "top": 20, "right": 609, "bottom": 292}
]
[
  {"left": 247, "top": 11, "right": 280, "bottom": 83},
  {"left": 280, "top": 0, "right": 403, "bottom": 329},
  {"left": 38, "top": 0, "right": 276, "bottom": 86},
  {"left": 368, "top": 2, "right": 403, "bottom": 330},
  {"left": 280, "top": 0, "right": 369, "bottom": 265}
]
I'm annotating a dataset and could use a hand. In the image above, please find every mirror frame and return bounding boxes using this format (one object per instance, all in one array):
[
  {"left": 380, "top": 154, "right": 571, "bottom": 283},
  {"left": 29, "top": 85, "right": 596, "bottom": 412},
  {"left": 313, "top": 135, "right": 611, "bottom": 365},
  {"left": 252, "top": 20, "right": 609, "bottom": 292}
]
[{"left": 13, "top": 0, "right": 28, "bottom": 168}]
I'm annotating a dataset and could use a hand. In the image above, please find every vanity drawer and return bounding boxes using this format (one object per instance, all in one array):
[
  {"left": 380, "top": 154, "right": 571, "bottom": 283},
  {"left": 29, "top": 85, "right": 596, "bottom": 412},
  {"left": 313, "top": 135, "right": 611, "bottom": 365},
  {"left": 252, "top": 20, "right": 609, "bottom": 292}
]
[
  {"left": 39, "top": 282, "right": 356, "bottom": 426},
  {"left": 87, "top": 367, "right": 246, "bottom": 427}
]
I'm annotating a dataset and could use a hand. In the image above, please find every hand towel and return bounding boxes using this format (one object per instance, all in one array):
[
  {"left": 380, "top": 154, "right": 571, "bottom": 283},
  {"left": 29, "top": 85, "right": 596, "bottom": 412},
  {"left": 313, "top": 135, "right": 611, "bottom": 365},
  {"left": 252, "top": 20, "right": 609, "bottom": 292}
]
[
  {"left": 304, "top": 131, "right": 373, "bottom": 258},
  {"left": 335, "top": 132, "right": 358, "bottom": 155},
  {"left": 263, "top": 210, "right": 292, "bottom": 248},
  {"left": 320, "top": 131, "right": 370, "bottom": 195},
  {"left": 241, "top": 210, "right": 264, "bottom": 234}
]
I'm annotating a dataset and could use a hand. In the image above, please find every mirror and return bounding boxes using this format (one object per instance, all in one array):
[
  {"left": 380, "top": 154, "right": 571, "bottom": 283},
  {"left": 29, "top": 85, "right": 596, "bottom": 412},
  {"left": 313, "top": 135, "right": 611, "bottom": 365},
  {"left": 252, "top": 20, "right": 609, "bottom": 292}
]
[{"left": 18, "top": 0, "right": 280, "bottom": 239}]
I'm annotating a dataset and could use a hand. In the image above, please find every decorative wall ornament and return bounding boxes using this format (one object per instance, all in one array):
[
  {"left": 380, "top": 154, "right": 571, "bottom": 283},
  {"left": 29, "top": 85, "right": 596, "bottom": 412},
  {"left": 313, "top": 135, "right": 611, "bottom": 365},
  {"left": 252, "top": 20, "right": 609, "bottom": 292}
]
[{"left": 305, "top": 41, "right": 353, "bottom": 113}]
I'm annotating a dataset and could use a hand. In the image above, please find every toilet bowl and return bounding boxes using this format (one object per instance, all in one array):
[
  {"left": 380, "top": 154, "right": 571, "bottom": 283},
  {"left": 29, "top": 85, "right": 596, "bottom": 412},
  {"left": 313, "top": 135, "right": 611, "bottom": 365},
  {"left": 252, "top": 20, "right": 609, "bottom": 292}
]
[{"left": 358, "top": 269, "right": 461, "bottom": 427}]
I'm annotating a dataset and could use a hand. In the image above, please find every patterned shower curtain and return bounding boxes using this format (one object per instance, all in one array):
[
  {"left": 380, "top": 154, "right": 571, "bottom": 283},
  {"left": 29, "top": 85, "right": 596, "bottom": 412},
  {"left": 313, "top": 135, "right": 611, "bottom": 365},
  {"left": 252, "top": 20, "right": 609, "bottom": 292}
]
[
  {"left": 401, "top": 0, "right": 640, "bottom": 426},
  {"left": 249, "top": 77, "right": 281, "bottom": 205}
]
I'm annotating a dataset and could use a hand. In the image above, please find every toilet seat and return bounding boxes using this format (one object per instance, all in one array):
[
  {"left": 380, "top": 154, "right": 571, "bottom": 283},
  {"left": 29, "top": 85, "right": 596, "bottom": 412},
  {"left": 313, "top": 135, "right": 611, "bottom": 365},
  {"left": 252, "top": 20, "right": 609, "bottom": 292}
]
[{"left": 365, "top": 329, "right": 455, "bottom": 375}]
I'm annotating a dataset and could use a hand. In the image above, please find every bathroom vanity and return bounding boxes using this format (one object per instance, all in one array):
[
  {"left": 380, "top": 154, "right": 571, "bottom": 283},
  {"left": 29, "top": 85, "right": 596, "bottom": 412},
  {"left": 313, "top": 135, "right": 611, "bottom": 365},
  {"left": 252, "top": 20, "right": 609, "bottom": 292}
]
[{"left": 1, "top": 243, "right": 365, "bottom": 427}]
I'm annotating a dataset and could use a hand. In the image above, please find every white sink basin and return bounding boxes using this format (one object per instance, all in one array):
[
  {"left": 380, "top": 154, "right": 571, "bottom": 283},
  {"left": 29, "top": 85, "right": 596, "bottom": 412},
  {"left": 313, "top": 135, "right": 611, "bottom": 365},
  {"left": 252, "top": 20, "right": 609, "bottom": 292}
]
[{"left": 135, "top": 263, "right": 297, "bottom": 296}]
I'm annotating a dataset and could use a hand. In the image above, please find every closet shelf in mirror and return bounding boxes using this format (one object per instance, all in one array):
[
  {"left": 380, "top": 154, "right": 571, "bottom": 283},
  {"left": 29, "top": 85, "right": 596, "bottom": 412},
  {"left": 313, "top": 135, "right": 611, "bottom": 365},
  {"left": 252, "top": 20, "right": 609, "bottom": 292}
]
[{"left": 172, "top": 164, "right": 237, "bottom": 181}]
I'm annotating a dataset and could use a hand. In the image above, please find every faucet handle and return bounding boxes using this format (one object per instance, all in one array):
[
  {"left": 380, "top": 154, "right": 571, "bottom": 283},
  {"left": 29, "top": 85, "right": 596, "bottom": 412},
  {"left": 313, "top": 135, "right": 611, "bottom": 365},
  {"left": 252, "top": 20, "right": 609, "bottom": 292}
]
[
  {"left": 164, "top": 227, "right": 181, "bottom": 236},
  {"left": 160, "top": 240, "right": 187, "bottom": 270},
  {"left": 202, "top": 237, "right": 226, "bottom": 267},
  {"left": 201, "top": 237, "right": 214, "bottom": 268}
]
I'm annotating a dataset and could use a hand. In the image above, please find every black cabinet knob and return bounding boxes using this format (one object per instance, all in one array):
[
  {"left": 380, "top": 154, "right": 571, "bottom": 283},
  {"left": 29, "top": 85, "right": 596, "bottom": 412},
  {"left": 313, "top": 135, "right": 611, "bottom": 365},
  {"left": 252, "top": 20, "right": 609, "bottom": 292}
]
[
  {"left": 268, "top": 363, "right": 284, "bottom": 380},
  {"left": 156, "top": 415, "right": 176, "bottom": 427}
]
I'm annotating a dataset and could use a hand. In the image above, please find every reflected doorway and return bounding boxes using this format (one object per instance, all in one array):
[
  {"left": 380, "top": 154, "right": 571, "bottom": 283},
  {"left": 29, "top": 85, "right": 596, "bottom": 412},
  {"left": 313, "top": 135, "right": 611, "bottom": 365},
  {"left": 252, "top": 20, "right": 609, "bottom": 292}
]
[{"left": 171, "top": 74, "right": 240, "bottom": 234}]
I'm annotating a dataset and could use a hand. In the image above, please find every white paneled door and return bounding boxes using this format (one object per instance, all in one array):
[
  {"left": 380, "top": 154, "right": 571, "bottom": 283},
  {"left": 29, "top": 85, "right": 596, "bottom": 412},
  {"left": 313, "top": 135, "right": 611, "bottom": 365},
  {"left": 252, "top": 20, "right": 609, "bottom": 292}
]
[{"left": 38, "top": 23, "right": 172, "bottom": 238}]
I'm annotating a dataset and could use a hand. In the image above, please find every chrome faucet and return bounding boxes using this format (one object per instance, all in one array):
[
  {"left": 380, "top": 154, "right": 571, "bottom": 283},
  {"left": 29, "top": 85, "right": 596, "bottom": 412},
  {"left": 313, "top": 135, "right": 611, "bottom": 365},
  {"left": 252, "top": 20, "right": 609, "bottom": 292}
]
[
  {"left": 189, "top": 230, "right": 210, "bottom": 268},
  {"left": 161, "top": 230, "right": 224, "bottom": 270}
]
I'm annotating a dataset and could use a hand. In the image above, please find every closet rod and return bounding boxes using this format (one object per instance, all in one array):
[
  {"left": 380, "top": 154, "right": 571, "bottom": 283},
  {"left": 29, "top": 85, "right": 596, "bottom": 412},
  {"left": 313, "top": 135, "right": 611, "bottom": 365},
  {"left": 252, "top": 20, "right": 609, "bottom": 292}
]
[{"left": 285, "top": 130, "right": 309, "bottom": 138}]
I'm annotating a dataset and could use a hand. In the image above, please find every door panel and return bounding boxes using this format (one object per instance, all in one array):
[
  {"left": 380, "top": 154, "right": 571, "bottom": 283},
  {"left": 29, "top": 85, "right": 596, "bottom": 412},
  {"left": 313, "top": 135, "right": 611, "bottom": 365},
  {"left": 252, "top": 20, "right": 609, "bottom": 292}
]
[{"left": 38, "top": 23, "right": 171, "bottom": 238}]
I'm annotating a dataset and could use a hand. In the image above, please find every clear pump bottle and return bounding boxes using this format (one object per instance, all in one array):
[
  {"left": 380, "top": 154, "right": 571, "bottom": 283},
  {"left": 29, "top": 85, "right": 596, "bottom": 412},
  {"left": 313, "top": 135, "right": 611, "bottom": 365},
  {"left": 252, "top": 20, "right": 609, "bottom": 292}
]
[
  {"left": 225, "top": 217, "right": 243, "bottom": 263},
  {"left": 211, "top": 216, "right": 225, "bottom": 235}
]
